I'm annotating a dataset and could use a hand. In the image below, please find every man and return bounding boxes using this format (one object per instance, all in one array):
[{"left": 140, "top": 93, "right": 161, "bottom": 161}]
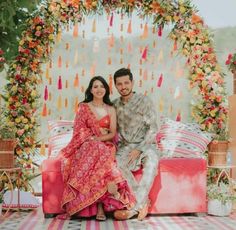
[{"left": 112, "top": 68, "right": 159, "bottom": 220}]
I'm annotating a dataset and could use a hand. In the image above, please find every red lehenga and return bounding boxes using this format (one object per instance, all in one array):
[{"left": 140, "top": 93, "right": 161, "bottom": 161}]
[{"left": 60, "top": 103, "right": 135, "bottom": 216}]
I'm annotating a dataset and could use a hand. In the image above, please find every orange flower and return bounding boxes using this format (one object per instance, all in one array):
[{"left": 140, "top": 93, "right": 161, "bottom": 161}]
[{"left": 191, "top": 13, "right": 203, "bottom": 24}]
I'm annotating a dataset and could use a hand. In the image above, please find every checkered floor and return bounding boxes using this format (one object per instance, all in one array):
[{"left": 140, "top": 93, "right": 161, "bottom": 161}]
[{"left": 1, "top": 208, "right": 236, "bottom": 230}]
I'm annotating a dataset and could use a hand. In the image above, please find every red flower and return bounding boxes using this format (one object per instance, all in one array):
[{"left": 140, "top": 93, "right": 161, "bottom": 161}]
[
  {"left": 228, "top": 54, "right": 232, "bottom": 60},
  {"left": 225, "top": 59, "right": 230, "bottom": 65}
]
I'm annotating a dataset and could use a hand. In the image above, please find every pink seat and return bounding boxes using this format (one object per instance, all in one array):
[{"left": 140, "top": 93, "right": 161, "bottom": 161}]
[{"left": 42, "top": 157, "right": 207, "bottom": 216}]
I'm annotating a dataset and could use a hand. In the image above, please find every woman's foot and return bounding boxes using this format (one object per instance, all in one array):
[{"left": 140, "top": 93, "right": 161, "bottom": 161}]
[
  {"left": 56, "top": 213, "right": 71, "bottom": 220},
  {"left": 96, "top": 203, "right": 106, "bottom": 221},
  {"left": 107, "top": 182, "right": 120, "bottom": 199}
]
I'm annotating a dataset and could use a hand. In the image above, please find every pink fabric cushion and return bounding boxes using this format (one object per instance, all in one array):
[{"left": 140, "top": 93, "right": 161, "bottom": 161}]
[
  {"left": 48, "top": 120, "right": 74, "bottom": 157},
  {"left": 156, "top": 118, "right": 212, "bottom": 158}
]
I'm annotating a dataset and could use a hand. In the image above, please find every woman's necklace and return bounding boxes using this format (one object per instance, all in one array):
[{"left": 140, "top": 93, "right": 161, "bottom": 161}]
[{"left": 91, "top": 102, "right": 107, "bottom": 117}]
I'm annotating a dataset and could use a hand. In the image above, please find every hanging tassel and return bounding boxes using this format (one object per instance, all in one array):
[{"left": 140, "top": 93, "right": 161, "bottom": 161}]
[
  {"left": 58, "top": 55, "right": 62, "bottom": 68},
  {"left": 65, "top": 80, "right": 69, "bottom": 88},
  {"left": 65, "top": 98, "right": 68, "bottom": 108},
  {"left": 93, "top": 38, "right": 100, "bottom": 53},
  {"left": 90, "top": 64, "right": 95, "bottom": 76},
  {"left": 143, "top": 69, "right": 148, "bottom": 80},
  {"left": 176, "top": 112, "right": 181, "bottom": 121},
  {"left": 82, "top": 69, "right": 85, "bottom": 76},
  {"left": 120, "top": 23, "right": 123, "bottom": 32},
  {"left": 81, "top": 86, "right": 85, "bottom": 93},
  {"left": 174, "top": 86, "right": 180, "bottom": 99},
  {"left": 82, "top": 30, "right": 85, "bottom": 39},
  {"left": 66, "top": 60, "right": 69, "bottom": 68},
  {"left": 139, "top": 59, "right": 143, "bottom": 65},
  {"left": 56, "top": 29, "right": 62, "bottom": 43},
  {"left": 120, "top": 35, "right": 124, "bottom": 43},
  {"left": 92, "top": 19, "right": 96, "bottom": 33},
  {"left": 157, "top": 74, "right": 163, "bottom": 87},
  {"left": 120, "top": 58, "right": 123, "bottom": 64},
  {"left": 127, "top": 20, "right": 132, "bottom": 33},
  {"left": 109, "top": 13, "right": 114, "bottom": 27},
  {"left": 49, "top": 92, "right": 52, "bottom": 101},
  {"left": 173, "top": 39, "right": 177, "bottom": 51},
  {"left": 44, "top": 86, "right": 48, "bottom": 101},
  {"left": 120, "top": 48, "right": 123, "bottom": 55},
  {"left": 127, "top": 63, "right": 131, "bottom": 69},
  {"left": 158, "top": 26, "right": 162, "bottom": 37},
  {"left": 73, "top": 23, "right": 79, "bottom": 37},
  {"left": 159, "top": 97, "right": 164, "bottom": 112},
  {"left": 152, "top": 27, "right": 156, "bottom": 34},
  {"left": 153, "top": 40, "right": 156, "bottom": 48},
  {"left": 139, "top": 80, "right": 142, "bottom": 87},
  {"left": 66, "top": 24, "right": 69, "bottom": 32},
  {"left": 40, "top": 142, "right": 46, "bottom": 156},
  {"left": 49, "top": 60, "right": 52, "bottom": 68},
  {"left": 158, "top": 49, "right": 163, "bottom": 62},
  {"left": 74, "top": 50, "right": 78, "bottom": 65},
  {"left": 139, "top": 68, "right": 142, "bottom": 76},
  {"left": 142, "top": 23, "right": 148, "bottom": 39},
  {"left": 141, "top": 46, "right": 148, "bottom": 60},
  {"left": 48, "top": 109, "right": 51, "bottom": 116},
  {"left": 48, "top": 77, "right": 52, "bottom": 85},
  {"left": 127, "top": 42, "right": 132, "bottom": 52},
  {"left": 108, "top": 57, "right": 112, "bottom": 65},
  {"left": 42, "top": 103, "right": 47, "bottom": 117},
  {"left": 108, "top": 34, "right": 114, "bottom": 48},
  {"left": 74, "top": 73, "right": 79, "bottom": 87},
  {"left": 74, "top": 97, "right": 79, "bottom": 113},
  {"left": 109, "top": 75, "right": 113, "bottom": 94},
  {"left": 140, "top": 23, "right": 143, "bottom": 29},
  {"left": 57, "top": 95, "right": 62, "bottom": 110},
  {"left": 151, "top": 87, "right": 154, "bottom": 93},
  {"left": 45, "top": 67, "right": 49, "bottom": 79},
  {"left": 58, "top": 75, "right": 62, "bottom": 90},
  {"left": 169, "top": 104, "right": 173, "bottom": 114}
]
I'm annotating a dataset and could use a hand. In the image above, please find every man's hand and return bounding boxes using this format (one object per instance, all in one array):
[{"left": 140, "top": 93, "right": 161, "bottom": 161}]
[{"left": 128, "top": 149, "right": 141, "bottom": 166}]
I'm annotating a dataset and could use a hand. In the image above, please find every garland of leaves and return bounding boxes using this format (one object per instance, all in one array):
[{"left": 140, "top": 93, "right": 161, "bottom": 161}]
[{"left": 3, "top": 0, "right": 228, "bottom": 189}]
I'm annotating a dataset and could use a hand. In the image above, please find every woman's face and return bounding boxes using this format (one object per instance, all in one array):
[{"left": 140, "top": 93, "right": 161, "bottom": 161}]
[{"left": 90, "top": 80, "right": 106, "bottom": 100}]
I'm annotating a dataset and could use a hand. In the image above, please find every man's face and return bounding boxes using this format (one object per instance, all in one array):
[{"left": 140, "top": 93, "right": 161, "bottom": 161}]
[{"left": 115, "top": 75, "right": 134, "bottom": 97}]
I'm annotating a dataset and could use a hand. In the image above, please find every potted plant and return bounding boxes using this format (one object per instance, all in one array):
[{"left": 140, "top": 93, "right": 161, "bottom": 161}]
[
  {"left": 0, "top": 107, "right": 17, "bottom": 169},
  {"left": 207, "top": 180, "right": 236, "bottom": 216}
]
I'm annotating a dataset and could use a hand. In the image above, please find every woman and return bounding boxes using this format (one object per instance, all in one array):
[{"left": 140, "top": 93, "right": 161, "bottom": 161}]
[{"left": 58, "top": 76, "right": 135, "bottom": 220}]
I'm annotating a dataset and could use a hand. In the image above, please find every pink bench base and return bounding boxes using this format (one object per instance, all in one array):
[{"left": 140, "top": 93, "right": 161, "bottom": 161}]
[{"left": 42, "top": 158, "right": 207, "bottom": 215}]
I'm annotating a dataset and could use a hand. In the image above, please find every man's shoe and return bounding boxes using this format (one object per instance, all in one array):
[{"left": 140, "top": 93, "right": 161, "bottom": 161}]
[{"left": 114, "top": 210, "right": 138, "bottom": 220}]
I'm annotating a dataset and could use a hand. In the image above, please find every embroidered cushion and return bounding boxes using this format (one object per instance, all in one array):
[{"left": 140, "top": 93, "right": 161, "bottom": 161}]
[
  {"left": 156, "top": 118, "right": 212, "bottom": 158},
  {"left": 48, "top": 120, "right": 74, "bottom": 157}
]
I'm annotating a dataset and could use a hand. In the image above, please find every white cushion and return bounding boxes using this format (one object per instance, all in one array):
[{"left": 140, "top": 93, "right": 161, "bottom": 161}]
[{"left": 156, "top": 118, "right": 212, "bottom": 158}]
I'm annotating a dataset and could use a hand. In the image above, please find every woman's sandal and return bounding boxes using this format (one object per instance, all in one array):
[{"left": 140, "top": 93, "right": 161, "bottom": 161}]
[{"left": 96, "top": 203, "right": 106, "bottom": 221}]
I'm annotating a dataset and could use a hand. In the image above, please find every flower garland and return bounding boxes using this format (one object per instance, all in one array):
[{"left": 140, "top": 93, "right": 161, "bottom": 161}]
[
  {"left": 225, "top": 53, "right": 236, "bottom": 73},
  {"left": 3, "top": 0, "right": 228, "bottom": 188}
]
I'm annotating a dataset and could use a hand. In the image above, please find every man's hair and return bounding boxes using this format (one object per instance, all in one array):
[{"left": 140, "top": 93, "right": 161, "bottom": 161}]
[{"left": 113, "top": 68, "right": 133, "bottom": 84}]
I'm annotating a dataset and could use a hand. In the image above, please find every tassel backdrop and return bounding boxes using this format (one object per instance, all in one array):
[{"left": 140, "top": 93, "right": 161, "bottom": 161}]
[{"left": 40, "top": 12, "right": 192, "bottom": 139}]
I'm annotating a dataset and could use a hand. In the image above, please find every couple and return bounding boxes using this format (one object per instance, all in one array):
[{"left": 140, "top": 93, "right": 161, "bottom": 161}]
[{"left": 59, "top": 68, "right": 159, "bottom": 221}]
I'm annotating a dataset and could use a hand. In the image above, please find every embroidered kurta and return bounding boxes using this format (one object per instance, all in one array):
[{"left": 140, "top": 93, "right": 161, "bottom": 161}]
[
  {"left": 60, "top": 103, "right": 135, "bottom": 216},
  {"left": 113, "top": 93, "right": 159, "bottom": 210}
]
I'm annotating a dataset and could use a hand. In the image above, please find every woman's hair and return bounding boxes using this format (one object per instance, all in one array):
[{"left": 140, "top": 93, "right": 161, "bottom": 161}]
[{"left": 83, "top": 76, "right": 113, "bottom": 105}]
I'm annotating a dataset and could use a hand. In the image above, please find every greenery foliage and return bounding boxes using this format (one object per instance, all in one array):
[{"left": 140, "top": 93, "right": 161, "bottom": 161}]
[{"left": 0, "top": 0, "right": 40, "bottom": 63}]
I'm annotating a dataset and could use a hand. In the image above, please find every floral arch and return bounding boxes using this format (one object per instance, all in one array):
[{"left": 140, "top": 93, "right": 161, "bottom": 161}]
[{"left": 4, "top": 0, "right": 228, "bottom": 188}]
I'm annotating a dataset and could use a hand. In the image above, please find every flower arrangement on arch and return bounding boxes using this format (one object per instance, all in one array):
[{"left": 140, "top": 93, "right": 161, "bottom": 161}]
[{"left": 225, "top": 53, "right": 236, "bottom": 73}]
